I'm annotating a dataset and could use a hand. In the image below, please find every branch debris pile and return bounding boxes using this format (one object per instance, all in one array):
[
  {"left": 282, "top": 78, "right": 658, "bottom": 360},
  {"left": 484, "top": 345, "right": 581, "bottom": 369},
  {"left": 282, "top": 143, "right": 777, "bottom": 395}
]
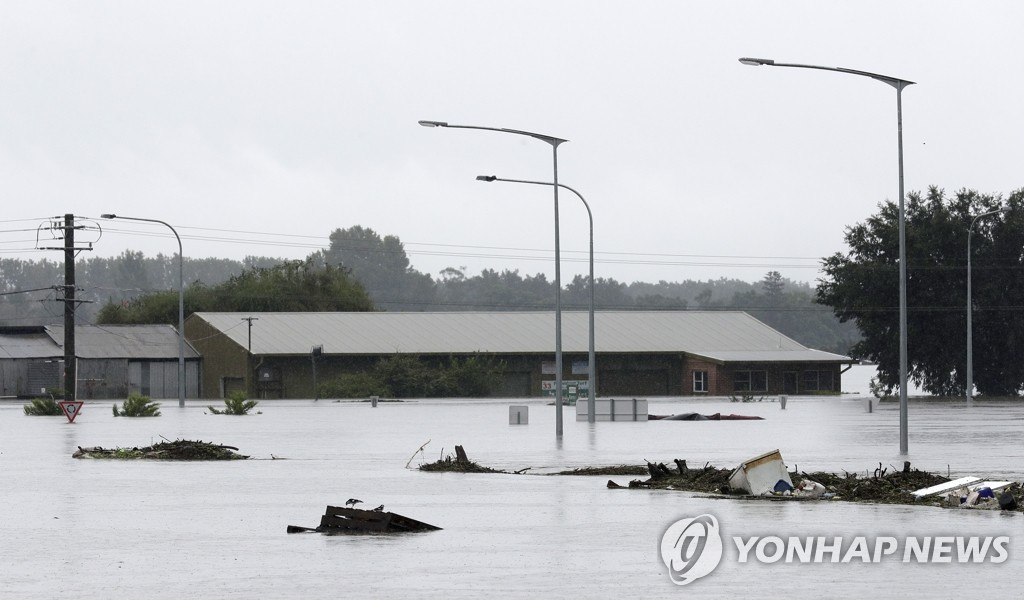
[{"left": 73, "top": 439, "right": 248, "bottom": 460}]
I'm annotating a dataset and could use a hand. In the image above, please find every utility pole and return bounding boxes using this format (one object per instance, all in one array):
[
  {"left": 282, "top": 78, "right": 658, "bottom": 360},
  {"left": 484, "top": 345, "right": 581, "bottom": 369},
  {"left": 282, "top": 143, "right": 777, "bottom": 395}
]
[
  {"left": 63, "top": 214, "right": 76, "bottom": 401},
  {"left": 311, "top": 345, "right": 322, "bottom": 400},
  {"left": 241, "top": 316, "right": 259, "bottom": 398},
  {"left": 242, "top": 316, "right": 258, "bottom": 352},
  {"left": 37, "top": 215, "right": 93, "bottom": 402}
]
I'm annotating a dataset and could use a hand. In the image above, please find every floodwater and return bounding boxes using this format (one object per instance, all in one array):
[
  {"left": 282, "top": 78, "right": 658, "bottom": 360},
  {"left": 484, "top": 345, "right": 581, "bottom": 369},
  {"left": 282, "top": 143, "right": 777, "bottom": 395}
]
[{"left": 2, "top": 365, "right": 1022, "bottom": 599}]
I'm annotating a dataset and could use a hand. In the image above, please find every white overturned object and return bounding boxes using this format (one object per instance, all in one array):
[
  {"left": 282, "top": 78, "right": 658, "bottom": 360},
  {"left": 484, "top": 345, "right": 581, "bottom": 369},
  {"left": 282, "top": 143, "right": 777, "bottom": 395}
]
[
  {"left": 913, "top": 477, "right": 1012, "bottom": 499},
  {"left": 794, "top": 480, "right": 827, "bottom": 498},
  {"left": 728, "top": 449, "right": 792, "bottom": 495},
  {"left": 911, "top": 476, "right": 981, "bottom": 499}
]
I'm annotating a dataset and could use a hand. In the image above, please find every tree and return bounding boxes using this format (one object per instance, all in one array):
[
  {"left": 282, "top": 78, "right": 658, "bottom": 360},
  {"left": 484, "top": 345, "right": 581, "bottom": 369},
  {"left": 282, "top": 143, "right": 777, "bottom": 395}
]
[
  {"left": 113, "top": 250, "right": 151, "bottom": 295},
  {"left": 817, "top": 186, "right": 1024, "bottom": 396},
  {"left": 563, "top": 275, "right": 634, "bottom": 310},
  {"left": 322, "top": 225, "right": 436, "bottom": 310},
  {"left": 435, "top": 268, "right": 554, "bottom": 310},
  {"left": 762, "top": 271, "right": 785, "bottom": 305},
  {"left": 206, "top": 260, "right": 373, "bottom": 312},
  {"left": 97, "top": 259, "right": 374, "bottom": 325}
]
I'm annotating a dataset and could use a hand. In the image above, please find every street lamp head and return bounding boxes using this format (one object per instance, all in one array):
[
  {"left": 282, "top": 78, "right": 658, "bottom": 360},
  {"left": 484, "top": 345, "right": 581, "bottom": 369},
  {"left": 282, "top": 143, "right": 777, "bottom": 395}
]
[
  {"left": 476, "top": 175, "right": 497, "bottom": 182},
  {"left": 739, "top": 57, "right": 774, "bottom": 66},
  {"left": 100, "top": 213, "right": 116, "bottom": 219},
  {"left": 418, "top": 120, "right": 448, "bottom": 128}
]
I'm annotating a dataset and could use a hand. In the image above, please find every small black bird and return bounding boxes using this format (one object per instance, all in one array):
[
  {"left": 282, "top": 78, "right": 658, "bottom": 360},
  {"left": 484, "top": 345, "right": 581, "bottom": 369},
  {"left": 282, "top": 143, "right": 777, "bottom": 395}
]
[
  {"left": 345, "top": 498, "right": 363, "bottom": 508},
  {"left": 373, "top": 504, "right": 384, "bottom": 512}
]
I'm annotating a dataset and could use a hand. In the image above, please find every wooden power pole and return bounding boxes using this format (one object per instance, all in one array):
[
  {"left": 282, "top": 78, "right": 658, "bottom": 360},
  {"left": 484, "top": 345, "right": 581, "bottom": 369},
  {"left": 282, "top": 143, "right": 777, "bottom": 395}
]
[{"left": 63, "top": 214, "right": 77, "bottom": 401}]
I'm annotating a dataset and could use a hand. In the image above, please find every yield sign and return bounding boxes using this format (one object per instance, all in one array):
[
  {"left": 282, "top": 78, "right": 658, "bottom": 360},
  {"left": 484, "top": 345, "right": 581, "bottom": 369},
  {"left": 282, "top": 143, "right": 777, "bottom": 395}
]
[{"left": 58, "top": 400, "right": 85, "bottom": 423}]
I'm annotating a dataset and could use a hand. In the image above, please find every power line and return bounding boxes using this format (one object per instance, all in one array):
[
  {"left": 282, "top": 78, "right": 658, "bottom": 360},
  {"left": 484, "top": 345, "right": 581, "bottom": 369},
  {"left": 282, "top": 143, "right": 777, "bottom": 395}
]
[
  {"left": 0, "top": 286, "right": 58, "bottom": 297},
  {"left": 70, "top": 222, "right": 831, "bottom": 271},
  {"left": 10, "top": 219, "right": 1024, "bottom": 275}
]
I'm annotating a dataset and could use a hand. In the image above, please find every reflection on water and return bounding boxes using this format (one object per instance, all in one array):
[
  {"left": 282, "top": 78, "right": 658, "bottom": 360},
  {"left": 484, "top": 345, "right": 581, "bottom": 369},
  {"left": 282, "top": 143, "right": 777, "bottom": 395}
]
[{"left": 1, "top": 386, "right": 1020, "bottom": 598}]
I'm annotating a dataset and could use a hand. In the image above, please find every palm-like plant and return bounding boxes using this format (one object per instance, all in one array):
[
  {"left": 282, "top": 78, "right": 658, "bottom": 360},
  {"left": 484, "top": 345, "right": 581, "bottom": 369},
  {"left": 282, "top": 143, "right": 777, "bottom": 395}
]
[
  {"left": 208, "top": 391, "right": 259, "bottom": 415},
  {"left": 112, "top": 393, "right": 162, "bottom": 417}
]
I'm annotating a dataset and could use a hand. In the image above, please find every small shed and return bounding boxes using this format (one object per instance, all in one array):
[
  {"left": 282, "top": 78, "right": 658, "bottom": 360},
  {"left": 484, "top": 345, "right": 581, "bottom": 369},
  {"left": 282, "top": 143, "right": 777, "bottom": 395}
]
[{"left": 0, "top": 325, "right": 201, "bottom": 399}]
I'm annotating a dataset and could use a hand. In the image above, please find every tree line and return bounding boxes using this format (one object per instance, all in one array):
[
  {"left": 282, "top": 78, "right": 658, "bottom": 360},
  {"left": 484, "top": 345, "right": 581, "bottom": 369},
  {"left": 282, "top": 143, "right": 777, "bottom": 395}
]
[
  {"left": 0, "top": 223, "right": 856, "bottom": 354},
  {"left": 9, "top": 186, "right": 1022, "bottom": 395}
]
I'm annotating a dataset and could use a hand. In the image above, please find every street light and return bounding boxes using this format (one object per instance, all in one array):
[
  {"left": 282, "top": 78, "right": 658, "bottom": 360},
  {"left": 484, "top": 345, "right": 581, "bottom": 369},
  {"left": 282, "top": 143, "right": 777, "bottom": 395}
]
[
  {"left": 101, "top": 214, "right": 186, "bottom": 408},
  {"left": 420, "top": 120, "right": 569, "bottom": 437},
  {"left": 477, "top": 175, "right": 596, "bottom": 423},
  {"left": 966, "top": 208, "right": 1006, "bottom": 403},
  {"left": 739, "top": 57, "right": 915, "bottom": 455}
]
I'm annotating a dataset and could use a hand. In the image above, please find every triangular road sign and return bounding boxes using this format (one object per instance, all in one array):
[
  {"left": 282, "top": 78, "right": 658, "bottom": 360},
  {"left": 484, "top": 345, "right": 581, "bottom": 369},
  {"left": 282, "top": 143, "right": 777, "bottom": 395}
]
[{"left": 58, "top": 400, "right": 85, "bottom": 423}]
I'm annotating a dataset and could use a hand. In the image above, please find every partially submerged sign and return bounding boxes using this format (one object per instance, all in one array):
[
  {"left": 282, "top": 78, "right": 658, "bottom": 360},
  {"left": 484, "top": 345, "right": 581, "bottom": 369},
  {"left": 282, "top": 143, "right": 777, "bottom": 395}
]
[
  {"left": 728, "top": 449, "right": 792, "bottom": 495},
  {"left": 58, "top": 400, "right": 84, "bottom": 423}
]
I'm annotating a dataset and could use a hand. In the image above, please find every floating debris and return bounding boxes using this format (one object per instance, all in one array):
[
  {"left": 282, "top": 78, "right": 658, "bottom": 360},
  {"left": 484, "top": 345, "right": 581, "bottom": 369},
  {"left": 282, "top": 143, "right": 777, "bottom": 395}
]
[
  {"left": 72, "top": 439, "right": 249, "bottom": 460},
  {"left": 551, "top": 465, "right": 648, "bottom": 476},
  {"left": 418, "top": 445, "right": 505, "bottom": 473},
  {"left": 628, "top": 459, "right": 734, "bottom": 494},
  {"left": 621, "top": 457, "right": 1022, "bottom": 510},
  {"left": 728, "top": 449, "right": 792, "bottom": 495},
  {"left": 287, "top": 505, "right": 441, "bottom": 534},
  {"left": 649, "top": 413, "right": 764, "bottom": 421}
]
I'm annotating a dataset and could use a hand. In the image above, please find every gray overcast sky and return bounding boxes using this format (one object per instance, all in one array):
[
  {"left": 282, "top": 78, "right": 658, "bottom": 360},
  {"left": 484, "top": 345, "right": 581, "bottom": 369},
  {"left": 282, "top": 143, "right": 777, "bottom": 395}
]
[{"left": 2, "top": 1, "right": 1022, "bottom": 287}]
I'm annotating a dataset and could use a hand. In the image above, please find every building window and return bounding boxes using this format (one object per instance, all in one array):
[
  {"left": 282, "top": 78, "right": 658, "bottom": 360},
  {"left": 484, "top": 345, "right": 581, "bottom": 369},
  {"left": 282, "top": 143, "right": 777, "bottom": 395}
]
[
  {"left": 801, "top": 370, "right": 835, "bottom": 392},
  {"left": 734, "top": 370, "right": 767, "bottom": 393},
  {"left": 693, "top": 371, "right": 708, "bottom": 393}
]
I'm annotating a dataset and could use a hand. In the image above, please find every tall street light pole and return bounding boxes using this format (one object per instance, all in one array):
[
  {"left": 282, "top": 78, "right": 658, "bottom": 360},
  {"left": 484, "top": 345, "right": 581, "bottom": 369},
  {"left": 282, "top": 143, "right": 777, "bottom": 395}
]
[
  {"left": 101, "top": 214, "right": 186, "bottom": 408},
  {"left": 966, "top": 208, "right": 1006, "bottom": 404},
  {"left": 419, "top": 120, "right": 569, "bottom": 437},
  {"left": 477, "top": 175, "right": 596, "bottom": 423},
  {"left": 739, "top": 57, "right": 915, "bottom": 455}
]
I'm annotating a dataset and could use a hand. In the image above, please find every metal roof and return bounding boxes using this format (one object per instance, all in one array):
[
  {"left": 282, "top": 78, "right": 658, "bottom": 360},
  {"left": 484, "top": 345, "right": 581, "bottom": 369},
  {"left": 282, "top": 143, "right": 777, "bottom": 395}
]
[
  {"left": 44, "top": 325, "right": 200, "bottom": 360},
  {"left": 0, "top": 331, "right": 61, "bottom": 359},
  {"left": 189, "top": 311, "right": 851, "bottom": 363}
]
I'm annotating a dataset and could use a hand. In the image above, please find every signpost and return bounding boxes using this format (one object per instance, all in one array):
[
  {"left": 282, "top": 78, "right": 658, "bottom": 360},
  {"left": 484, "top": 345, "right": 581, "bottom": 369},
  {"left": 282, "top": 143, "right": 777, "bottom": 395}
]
[{"left": 58, "top": 400, "right": 84, "bottom": 423}]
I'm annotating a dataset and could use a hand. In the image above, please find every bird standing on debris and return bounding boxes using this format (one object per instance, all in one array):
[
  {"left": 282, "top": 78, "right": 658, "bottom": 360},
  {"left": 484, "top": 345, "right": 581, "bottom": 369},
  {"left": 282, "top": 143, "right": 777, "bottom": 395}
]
[
  {"left": 345, "top": 498, "right": 363, "bottom": 508},
  {"left": 373, "top": 505, "right": 384, "bottom": 512}
]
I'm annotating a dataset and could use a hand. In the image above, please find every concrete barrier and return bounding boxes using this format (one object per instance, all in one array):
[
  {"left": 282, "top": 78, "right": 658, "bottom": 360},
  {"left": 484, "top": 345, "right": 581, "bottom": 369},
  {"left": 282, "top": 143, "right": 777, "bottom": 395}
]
[{"left": 575, "top": 398, "right": 647, "bottom": 422}]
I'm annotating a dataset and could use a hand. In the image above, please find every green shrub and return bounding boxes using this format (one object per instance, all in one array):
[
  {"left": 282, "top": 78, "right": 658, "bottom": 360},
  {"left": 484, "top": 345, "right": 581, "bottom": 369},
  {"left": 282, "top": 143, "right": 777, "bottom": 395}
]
[
  {"left": 442, "top": 354, "right": 505, "bottom": 397},
  {"left": 318, "top": 352, "right": 506, "bottom": 399},
  {"left": 318, "top": 371, "right": 389, "bottom": 399},
  {"left": 112, "top": 393, "right": 161, "bottom": 417},
  {"left": 373, "top": 354, "right": 434, "bottom": 397},
  {"left": 208, "top": 391, "right": 259, "bottom": 415},
  {"left": 23, "top": 396, "right": 63, "bottom": 416}
]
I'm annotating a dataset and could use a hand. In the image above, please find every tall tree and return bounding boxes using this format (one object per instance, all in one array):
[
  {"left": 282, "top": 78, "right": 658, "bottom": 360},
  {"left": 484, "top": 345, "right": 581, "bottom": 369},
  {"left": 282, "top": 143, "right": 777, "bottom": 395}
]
[
  {"left": 322, "top": 225, "right": 435, "bottom": 310},
  {"left": 817, "top": 186, "right": 1024, "bottom": 396},
  {"left": 761, "top": 270, "right": 785, "bottom": 305},
  {"left": 114, "top": 250, "right": 151, "bottom": 294}
]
